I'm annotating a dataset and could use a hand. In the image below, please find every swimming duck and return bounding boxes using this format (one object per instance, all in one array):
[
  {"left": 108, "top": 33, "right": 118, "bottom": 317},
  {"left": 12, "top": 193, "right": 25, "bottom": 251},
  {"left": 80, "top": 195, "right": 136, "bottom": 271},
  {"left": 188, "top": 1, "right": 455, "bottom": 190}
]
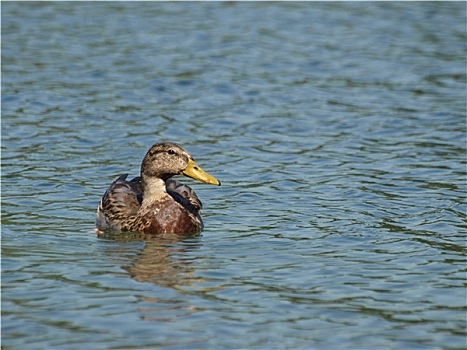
[{"left": 96, "top": 142, "right": 220, "bottom": 235}]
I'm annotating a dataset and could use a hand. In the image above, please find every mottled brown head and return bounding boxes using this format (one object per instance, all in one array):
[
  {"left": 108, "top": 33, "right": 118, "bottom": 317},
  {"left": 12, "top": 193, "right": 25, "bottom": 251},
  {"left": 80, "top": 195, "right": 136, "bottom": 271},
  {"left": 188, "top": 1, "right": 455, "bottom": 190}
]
[{"left": 140, "top": 142, "right": 221, "bottom": 185}]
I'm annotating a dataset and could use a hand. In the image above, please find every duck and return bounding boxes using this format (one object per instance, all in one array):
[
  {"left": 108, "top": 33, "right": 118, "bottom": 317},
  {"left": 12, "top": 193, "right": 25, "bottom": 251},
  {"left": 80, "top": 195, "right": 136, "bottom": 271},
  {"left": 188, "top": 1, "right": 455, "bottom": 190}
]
[{"left": 96, "top": 142, "right": 220, "bottom": 235}]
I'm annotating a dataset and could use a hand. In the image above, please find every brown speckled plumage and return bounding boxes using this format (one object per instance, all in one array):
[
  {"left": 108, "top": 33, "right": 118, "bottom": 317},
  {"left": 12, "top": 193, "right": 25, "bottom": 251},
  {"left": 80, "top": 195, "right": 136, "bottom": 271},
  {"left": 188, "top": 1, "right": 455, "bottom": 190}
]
[{"left": 96, "top": 142, "right": 220, "bottom": 235}]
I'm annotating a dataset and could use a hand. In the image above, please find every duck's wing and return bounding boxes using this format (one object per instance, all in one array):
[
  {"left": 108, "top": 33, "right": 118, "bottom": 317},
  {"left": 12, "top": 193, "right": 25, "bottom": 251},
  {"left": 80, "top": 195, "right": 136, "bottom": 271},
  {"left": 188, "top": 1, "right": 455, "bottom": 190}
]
[
  {"left": 97, "top": 174, "right": 142, "bottom": 231},
  {"left": 166, "top": 179, "right": 202, "bottom": 215}
]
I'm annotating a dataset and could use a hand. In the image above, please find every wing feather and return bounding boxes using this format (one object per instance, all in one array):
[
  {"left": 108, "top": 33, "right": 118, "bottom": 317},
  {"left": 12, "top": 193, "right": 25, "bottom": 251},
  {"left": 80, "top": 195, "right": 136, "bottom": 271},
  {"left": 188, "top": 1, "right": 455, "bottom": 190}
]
[
  {"left": 166, "top": 179, "right": 202, "bottom": 214},
  {"left": 97, "top": 174, "right": 142, "bottom": 230}
]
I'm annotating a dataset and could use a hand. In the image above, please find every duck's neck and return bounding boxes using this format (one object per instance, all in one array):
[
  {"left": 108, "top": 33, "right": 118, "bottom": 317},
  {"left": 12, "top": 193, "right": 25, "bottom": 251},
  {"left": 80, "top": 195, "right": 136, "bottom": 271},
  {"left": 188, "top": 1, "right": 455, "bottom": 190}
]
[{"left": 141, "top": 177, "right": 168, "bottom": 204}]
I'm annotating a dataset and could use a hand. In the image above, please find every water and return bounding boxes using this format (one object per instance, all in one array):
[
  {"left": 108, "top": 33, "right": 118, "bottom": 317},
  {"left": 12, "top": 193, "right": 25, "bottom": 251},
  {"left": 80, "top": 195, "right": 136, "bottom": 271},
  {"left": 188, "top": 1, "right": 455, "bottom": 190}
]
[{"left": 2, "top": 2, "right": 466, "bottom": 349}]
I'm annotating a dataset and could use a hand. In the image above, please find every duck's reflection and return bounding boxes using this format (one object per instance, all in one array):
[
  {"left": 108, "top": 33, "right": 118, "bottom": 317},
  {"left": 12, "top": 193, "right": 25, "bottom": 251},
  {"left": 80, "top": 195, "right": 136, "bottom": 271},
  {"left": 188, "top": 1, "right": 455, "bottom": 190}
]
[{"left": 98, "top": 231, "right": 203, "bottom": 288}]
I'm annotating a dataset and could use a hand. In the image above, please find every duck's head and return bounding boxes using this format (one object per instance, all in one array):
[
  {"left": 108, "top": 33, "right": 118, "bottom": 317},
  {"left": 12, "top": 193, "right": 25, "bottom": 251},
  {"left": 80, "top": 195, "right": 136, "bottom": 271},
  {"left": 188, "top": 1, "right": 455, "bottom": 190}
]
[{"left": 140, "top": 142, "right": 221, "bottom": 186}]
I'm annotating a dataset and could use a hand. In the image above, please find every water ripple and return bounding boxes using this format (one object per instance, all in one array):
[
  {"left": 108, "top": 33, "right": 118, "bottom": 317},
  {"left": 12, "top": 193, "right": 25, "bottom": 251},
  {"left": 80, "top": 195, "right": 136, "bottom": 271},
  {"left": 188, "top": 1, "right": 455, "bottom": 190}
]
[{"left": 2, "top": 2, "right": 466, "bottom": 349}]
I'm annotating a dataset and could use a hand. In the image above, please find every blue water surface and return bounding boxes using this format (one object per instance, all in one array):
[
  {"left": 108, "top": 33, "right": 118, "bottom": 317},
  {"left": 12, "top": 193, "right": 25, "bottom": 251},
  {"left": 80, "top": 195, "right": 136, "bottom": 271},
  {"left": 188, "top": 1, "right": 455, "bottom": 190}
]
[{"left": 2, "top": 2, "right": 466, "bottom": 349}]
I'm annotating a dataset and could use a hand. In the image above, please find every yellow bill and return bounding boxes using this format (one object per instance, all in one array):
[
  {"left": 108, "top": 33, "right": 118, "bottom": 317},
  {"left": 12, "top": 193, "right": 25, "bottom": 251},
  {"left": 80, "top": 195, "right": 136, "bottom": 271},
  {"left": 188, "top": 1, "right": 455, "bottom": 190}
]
[{"left": 183, "top": 158, "right": 221, "bottom": 186}]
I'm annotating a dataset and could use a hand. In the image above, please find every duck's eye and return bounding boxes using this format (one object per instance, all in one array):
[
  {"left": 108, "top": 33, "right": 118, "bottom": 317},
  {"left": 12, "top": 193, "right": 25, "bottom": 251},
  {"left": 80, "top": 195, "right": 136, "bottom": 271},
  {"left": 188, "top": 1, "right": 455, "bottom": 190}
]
[{"left": 167, "top": 149, "right": 176, "bottom": 155}]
